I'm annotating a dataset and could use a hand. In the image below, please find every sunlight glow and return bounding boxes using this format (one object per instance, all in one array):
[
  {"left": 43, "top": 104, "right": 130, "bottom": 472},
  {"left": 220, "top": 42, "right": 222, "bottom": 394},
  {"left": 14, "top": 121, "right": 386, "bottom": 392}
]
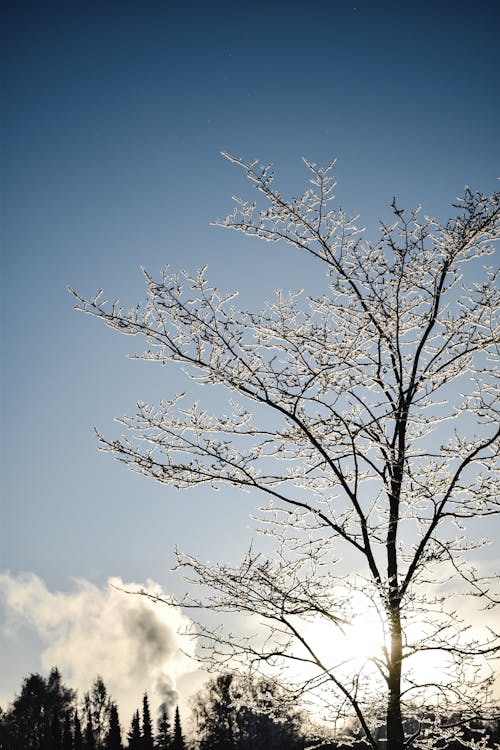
[{"left": 299, "top": 594, "right": 387, "bottom": 675}]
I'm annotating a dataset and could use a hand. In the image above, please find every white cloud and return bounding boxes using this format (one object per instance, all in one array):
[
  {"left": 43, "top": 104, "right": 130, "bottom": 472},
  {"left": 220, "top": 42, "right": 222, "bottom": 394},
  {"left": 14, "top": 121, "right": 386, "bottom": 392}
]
[{"left": 0, "top": 572, "right": 198, "bottom": 723}]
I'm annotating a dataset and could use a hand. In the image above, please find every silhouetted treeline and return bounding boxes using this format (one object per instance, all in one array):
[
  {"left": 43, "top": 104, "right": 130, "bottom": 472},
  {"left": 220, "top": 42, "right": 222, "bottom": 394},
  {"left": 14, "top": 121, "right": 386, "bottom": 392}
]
[
  {"left": 0, "top": 669, "right": 184, "bottom": 750},
  {"left": 1, "top": 668, "right": 499, "bottom": 749}
]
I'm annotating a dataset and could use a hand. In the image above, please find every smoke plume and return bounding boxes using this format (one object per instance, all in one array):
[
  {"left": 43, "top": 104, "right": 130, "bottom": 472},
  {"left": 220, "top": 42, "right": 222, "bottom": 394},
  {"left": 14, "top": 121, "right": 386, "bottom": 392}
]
[{"left": 0, "top": 572, "right": 196, "bottom": 721}]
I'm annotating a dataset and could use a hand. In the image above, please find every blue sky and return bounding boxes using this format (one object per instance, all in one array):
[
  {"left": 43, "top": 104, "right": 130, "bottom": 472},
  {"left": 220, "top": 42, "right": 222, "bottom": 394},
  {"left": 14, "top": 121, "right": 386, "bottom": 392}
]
[{"left": 1, "top": 0, "right": 499, "bottom": 712}]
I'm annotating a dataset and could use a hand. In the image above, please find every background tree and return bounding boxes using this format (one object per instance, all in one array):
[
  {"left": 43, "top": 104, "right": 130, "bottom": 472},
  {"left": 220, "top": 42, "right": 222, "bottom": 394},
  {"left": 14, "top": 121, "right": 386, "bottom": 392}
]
[
  {"left": 0, "top": 708, "right": 7, "bottom": 749},
  {"left": 191, "top": 672, "right": 306, "bottom": 750},
  {"left": 74, "top": 710, "right": 84, "bottom": 750},
  {"left": 171, "top": 707, "right": 185, "bottom": 750},
  {"left": 193, "top": 674, "right": 235, "bottom": 750},
  {"left": 155, "top": 710, "right": 172, "bottom": 750},
  {"left": 84, "top": 677, "right": 112, "bottom": 750},
  {"left": 105, "top": 703, "right": 122, "bottom": 750},
  {"left": 0, "top": 668, "right": 75, "bottom": 750},
  {"left": 62, "top": 712, "right": 73, "bottom": 750},
  {"left": 126, "top": 711, "right": 141, "bottom": 750},
  {"left": 50, "top": 708, "right": 62, "bottom": 750},
  {"left": 84, "top": 710, "right": 96, "bottom": 750},
  {"left": 73, "top": 155, "right": 500, "bottom": 749},
  {"left": 142, "top": 694, "right": 154, "bottom": 750}
]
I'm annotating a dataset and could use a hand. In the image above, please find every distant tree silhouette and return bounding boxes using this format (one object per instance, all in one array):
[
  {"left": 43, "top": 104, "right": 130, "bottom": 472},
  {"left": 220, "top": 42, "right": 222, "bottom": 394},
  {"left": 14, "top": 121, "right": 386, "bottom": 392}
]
[
  {"left": 142, "top": 694, "right": 154, "bottom": 750},
  {"left": 172, "top": 707, "right": 185, "bottom": 750},
  {"left": 105, "top": 703, "right": 122, "bottom": 750},
  {"left": 50, "top": 708, "right": 62, "bottom": 749},
  {"left": 84, "top": 677, "right": 112, "bottom": 749},
  {"left": 84, "top": 711, "right": 96, "bottom": 750},
  {"left": 74, "top": 710, "right": 84, "bottom": 750},
  {"left": 126, "top": 710, "right": 141, "bottom": 750},
  {"left": 1, "top": 667, "right": 499, "bottom": 749},
  {"left": 193, "top": 674, "right": 234, "bottom": 750},
  {"left": 62, "top": 712, "right": 73, "bottom": 750},
  {"left": 191, "top": 672, "right": 306, "bottom": 750},
  {"left": 0, "top": 709, "right": 8, "bottom": 750},
  {"left": 0, "top": 668, "right": 75, "bottom": 750},
  {"left": 155, "top": 710, "right": 172, "bottom": 749}
]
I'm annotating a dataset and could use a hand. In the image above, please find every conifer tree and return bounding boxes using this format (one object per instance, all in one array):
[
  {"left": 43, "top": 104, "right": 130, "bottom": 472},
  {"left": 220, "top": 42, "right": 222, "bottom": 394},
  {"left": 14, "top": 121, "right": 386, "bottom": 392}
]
[
  {"left": 84, "top": 711, "right": 96, "bottom": 750},
  {"left": 84, "top": 676, "right": 112, "bottom": 749},
  {"left": 172, "top": 707, "right": 185, "bottom": 750},
  {"left": 62, "top": 712, "right": 73, "bottom": 750},
  {"left": 127, "top": 710, "right": 141, "bottom": 750},
  {"left": 156, "top": 710, "right": 172, "bottom": 750},
  {"left": 74, "top": 710, "right": 84, "bottom": 750},
  {"left": 105, "top": 703, "right": 123, "bottom": 750},
  {"left": 142, "top": 694, "right": 154, "bottom": 750},
  {"left": 50, "top": 708, "right": 62, "bottom": 750}
]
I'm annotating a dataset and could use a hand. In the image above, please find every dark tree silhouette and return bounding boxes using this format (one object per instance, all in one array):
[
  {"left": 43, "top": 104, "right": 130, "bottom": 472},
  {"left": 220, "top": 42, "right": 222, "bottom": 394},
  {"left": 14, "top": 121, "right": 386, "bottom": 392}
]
[
  {"left": 191, "top": 672, "right": 305, "bottom": 750},
  {"left": 142, "top": 694, "right": 154, "bottom": 750},
  {"left": 126, "top": 710, "right": 141, "bottom": 750},
  {"left": 194, "top": 674, "right": 235, "bottom": 750},
  {"left": 0, "top": 668, "right": 75, "bottom": 750},
  {"left": 84, "top": 711, "right": 96, "bottom": 750},
  {"left": 1, "top": 667, "right": 499, "bottom": 749},
  {"left": 74, "top": 710, "right": 84, "bottom": 750},
  {"left": 155, "top": 710, "right": 172, "bottom": 749},
  {"left": 84, "top": 677, "right": 112, "bottom": 750},
  {"left": 62, "top": 712, "right": 73, "bottom": 750},
  {"left": 172, "top": 707, "right": 185, "bottom": 750},
  {"left": 105, "top": 703, "right": 122, "bottom": 750},
  {"left": 0, "top": 709, "right": 9, "bottom": 750},
  {"left": 50, "top": 709, "right": 62, "bottom": 749}
]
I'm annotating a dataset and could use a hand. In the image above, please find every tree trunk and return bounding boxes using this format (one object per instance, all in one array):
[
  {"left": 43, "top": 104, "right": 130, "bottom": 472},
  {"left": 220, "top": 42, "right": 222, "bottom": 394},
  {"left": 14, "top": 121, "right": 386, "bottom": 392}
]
[{"left": 386, "top": 606, "right": 405, "bottom": 750}]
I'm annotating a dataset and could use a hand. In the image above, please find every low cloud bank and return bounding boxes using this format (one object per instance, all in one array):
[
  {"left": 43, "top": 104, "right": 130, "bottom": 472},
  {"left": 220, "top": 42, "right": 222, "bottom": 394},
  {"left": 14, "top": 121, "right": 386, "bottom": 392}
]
[{"left": 0, "top": 572, "right": 196, "bottom": 721}]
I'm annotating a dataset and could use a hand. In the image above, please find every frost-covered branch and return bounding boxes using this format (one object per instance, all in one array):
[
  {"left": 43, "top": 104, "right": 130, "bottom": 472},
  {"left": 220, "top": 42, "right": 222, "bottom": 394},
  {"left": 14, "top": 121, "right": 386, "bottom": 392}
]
[{"left": 72, "top": 155, "right": 500, "bottom": 749}]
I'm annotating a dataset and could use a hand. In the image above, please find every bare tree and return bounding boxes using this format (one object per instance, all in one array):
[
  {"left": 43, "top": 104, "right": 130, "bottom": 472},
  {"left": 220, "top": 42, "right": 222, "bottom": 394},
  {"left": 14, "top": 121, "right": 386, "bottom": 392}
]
[{"left": 71, "top": 154, "right": 500, "bottom": 749}]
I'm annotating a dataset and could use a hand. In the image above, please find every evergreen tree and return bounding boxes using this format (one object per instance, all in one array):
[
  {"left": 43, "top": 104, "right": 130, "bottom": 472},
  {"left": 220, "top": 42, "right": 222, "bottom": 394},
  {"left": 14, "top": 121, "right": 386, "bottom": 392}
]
[
  {"left": 105, "top": 703, "right": 122, "bottom": 750},
  {"left": 84, "top": 676, "right": 112, "bottom": 749},
  {"left": 50, "top": 708, "right": 62, "bottom": 750},
  {"left": 126, "top": 710, "right": 141, "bottom": 750},
  {"left": 47, "top": 668, "right": 73, "bottom": 708},
  {"left": 0, "top": 709, "right": 8, "bottom": 750},
  {"left": 155, "top": 711, "right": 172, "bottom": 750},
  {"left": 142, "top": 694, "right": 154, "bottom": 750},
  {"left": 62, "top": 712, "right": 73, "bottom": 750},
  {"left": 172, "top": 708, "right": 185, "bottom": 750},
  {"left": 84, "top": 712, "right": 96, "bottom": 750},
  {"left": 74, "top": 711, "right": 84, "bottom": 750}
]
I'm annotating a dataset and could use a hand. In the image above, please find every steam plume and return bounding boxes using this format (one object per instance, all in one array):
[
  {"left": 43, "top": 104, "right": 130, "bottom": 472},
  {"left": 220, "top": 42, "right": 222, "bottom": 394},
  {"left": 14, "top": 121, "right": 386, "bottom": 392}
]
[{"left": 0, "top": 572, "right": 196, "bottom": 721}]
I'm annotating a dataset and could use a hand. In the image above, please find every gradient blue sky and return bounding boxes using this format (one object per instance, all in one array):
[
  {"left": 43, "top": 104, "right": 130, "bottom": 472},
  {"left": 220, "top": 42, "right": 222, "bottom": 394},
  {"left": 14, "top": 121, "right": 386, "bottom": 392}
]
[{"left": 1, "top": 0, "right": 499, "bottom": 706}]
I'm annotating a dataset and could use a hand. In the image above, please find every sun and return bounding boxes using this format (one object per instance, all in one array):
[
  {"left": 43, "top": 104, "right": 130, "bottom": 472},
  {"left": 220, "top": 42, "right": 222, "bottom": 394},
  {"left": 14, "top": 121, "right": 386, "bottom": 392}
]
[
  {"left": 296, "top": 595, "right": 388, "bottom": 679},
  {"left": 342, "top": 614, "right": 386, "bottom": 661}
]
